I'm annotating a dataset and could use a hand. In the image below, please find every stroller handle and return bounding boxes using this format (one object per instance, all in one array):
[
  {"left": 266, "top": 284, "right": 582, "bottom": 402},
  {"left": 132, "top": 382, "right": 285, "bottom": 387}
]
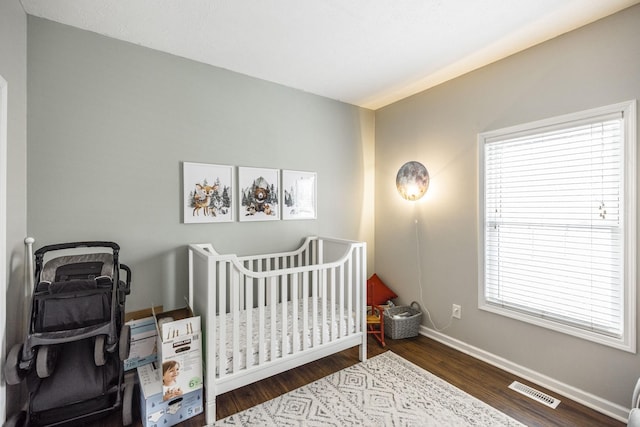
[{"left": 34, "top": 241, "right": 120, "bottom": 257}]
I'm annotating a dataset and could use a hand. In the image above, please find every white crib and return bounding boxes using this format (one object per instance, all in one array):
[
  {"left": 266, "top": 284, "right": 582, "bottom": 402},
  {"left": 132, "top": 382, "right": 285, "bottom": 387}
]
[{"left": 188, "top": 236, "right": 367, "bottom": 425}]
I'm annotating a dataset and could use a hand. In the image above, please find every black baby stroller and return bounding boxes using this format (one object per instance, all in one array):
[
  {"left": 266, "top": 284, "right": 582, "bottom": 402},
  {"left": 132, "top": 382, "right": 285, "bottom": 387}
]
[{"left": 4, "top": 241, "right": 134, "bottom": 426}]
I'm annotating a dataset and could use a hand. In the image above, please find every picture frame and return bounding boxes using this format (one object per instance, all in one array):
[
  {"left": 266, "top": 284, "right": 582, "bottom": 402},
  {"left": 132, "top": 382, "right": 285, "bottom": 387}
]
[
  {"left": 282, "top": 170, "right": 317, "bottom": 220},
  {"left": 238, "top": 166, "right": 280, "bottom": 221},
  {"left": 183, "top": 162, "right": 234, "bottom": 223}
]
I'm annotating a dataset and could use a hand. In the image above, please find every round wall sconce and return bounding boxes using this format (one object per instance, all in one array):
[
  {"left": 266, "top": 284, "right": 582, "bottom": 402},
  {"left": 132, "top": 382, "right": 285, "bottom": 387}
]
[{"left": 396, "top": 161, "right": 429, "bottom": 201}]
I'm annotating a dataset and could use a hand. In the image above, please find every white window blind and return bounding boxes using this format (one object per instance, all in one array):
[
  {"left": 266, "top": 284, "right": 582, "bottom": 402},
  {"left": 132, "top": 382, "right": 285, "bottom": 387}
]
[{"left": 479, "top": 101, "right": 636, "bottom": 351}]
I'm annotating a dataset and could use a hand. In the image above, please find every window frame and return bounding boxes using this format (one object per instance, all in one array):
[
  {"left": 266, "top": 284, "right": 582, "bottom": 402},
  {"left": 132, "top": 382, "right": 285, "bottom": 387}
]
[{"left": 478, "top": 100, "right": 637, "bottom": 352}]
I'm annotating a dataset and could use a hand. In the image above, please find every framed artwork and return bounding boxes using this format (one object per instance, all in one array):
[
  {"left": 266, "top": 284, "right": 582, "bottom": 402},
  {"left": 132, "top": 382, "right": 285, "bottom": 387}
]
[
  {"left": 282, "top": 170, "right": 317, "bottom": 220},
  {"left": 238, "top": 166, "right": 280, "bottom": 221},
  {"left": 183, "top": 162, "right": 234, "bottom": 223}
]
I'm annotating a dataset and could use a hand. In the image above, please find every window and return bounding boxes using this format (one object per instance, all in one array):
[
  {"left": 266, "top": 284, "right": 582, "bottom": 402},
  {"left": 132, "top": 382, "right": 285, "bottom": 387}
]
[{"left": 478, "top": 101, "right": 636, "bottom": 352}]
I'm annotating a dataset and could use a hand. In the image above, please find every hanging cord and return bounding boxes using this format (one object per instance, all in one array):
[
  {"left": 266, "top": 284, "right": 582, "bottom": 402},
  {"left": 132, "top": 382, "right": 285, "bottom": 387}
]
[{"left": 415, "top": 219, "right": 452, "bottom": 332}]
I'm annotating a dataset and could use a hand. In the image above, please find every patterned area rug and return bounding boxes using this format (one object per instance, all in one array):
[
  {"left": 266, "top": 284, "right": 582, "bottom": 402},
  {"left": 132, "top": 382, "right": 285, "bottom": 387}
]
[{"left": 216, "top": 351, "right": 525, "bottom": 426}]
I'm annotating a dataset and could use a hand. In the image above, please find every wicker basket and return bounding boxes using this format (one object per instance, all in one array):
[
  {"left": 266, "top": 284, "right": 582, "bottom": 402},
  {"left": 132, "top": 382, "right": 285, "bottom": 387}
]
[{"left": 383, "top": 301, "right": 422, "bottom": 339}]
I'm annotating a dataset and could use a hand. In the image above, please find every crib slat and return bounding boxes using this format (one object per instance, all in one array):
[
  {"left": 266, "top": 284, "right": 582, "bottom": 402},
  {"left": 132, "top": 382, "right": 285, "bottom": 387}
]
[
  {"left": 281, "top": 274, "right": 288, "bottom": 356},
  {"left": 302, "top": 273, "right": 309, "bottom": 352},
  {"left": 258, "top": 277, "right": 265, "bottom": 365},
  {"left": 292, "top": 273, "right": 299, "bottom": 354},
  {"left": 331, "top": 267, "right": 337, "bottom": 341},
  {"left": 245, "top": 274, "right": 253, "bottom": 369},
  {"left": 312, "top": 269, "right": 319, "bottom": 347},
  {"left": 269, "top": 276, "right": 277, "bottom": 361},
  {"left": 232, "top": 270, "right": 240, "bottom": 374},
  {"left": 321, "top": 269, "right": 328, "bottom": 344}
]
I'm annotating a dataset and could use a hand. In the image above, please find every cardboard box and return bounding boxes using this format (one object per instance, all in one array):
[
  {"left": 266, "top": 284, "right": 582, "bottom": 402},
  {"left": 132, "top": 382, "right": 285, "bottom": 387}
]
[
  {"left": 138, "top": 363, "right": 203, "bottom": 427},
  {"left": 153, "top": 307, "right": 203, "bottom": 400},
  {"left": 123, "top": 316, "right": 158, "bottom": 371}
]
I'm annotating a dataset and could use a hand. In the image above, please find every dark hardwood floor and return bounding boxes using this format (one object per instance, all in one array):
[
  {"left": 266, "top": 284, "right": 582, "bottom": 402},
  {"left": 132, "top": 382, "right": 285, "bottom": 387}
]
[{"left": 99, "top": 335, "right": 625, "bottom": 426}]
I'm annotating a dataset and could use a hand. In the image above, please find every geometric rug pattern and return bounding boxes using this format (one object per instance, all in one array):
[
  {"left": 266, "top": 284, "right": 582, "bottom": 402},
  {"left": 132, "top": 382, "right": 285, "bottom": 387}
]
[{"left": 216, "top": 351, "right": 526, "bottom": 426}]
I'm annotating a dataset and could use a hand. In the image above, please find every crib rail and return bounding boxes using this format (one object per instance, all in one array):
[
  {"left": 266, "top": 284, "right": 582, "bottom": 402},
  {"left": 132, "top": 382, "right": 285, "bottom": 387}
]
[{"left": 188, "top": 236, "right": 367, "bottom": 425}]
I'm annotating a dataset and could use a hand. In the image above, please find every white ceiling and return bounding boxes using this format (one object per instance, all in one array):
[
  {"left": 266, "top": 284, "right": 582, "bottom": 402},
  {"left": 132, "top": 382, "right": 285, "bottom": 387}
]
[{"left": 20, "top": 0, "right": 640, "bottom": 110}]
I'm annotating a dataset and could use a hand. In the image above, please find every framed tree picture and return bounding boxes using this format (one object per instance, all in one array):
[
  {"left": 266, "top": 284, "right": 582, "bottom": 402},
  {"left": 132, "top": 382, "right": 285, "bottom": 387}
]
[
  {"left": 183, "top": 162, "right": 234, "bottom": 223},
  {"left": 282, "top": 170, "right": 317, "bottom": 220},
  {"left": 238, "top": 166, "right": 280, "bottom": 222}
]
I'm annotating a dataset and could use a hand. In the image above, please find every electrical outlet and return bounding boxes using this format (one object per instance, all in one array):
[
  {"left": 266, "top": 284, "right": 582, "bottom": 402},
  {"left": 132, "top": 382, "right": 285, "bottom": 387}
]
[{"left": 452, "top": 304, "right": 461, "bottom": 319}]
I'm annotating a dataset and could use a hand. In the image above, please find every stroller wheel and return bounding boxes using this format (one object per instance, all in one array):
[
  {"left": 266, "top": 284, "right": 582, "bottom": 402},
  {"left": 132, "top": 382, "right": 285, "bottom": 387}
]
[
  {"left": 4, "top": 410, "right": 27, "bottom": 427},
  {"left": 122, "top": 378, "right": 134, "bottom": 426},
  {"left": 119, "top": 324, "right": 131, "bottom": 361},
  {"left": 4, "top": 343, "right": 27, "bottom": 385},
  {"left": 94, "top": 335, "right": 106, "bottom": 366},
  {"left": 36, "top": 345, "right": 58, "bottom": 378}
]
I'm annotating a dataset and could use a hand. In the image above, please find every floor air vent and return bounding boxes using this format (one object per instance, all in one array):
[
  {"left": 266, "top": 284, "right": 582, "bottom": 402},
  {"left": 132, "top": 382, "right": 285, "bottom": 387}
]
[{"left": 508, "top": 381, "right": 561, "bottom": 409}]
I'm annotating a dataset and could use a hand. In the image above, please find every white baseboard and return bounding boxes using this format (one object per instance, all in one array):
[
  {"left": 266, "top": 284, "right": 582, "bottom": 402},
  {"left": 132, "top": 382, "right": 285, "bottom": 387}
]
[{"left": 419, "top": 325, "right": 629, "bottom": 423}]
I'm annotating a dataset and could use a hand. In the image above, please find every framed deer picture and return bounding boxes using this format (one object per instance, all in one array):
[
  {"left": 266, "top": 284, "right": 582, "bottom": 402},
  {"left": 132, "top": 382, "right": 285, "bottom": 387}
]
[{"left": 183, "top": 162, "right": 234, "bottom": 223}]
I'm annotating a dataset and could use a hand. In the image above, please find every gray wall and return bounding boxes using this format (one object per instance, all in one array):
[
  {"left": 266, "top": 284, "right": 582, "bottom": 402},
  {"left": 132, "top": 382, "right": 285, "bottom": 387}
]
[
  {"left": 375, "top": 4, "right": 640, "bottom": 410},
  {"left": 20, "top": 2, "right": 640, "bottom": 419},
  {"left": 27, "top": 17, "right": 375, "bottom": 312},
  {"left": 0, "top": 0, "right": 28, "bottom": 418}
]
